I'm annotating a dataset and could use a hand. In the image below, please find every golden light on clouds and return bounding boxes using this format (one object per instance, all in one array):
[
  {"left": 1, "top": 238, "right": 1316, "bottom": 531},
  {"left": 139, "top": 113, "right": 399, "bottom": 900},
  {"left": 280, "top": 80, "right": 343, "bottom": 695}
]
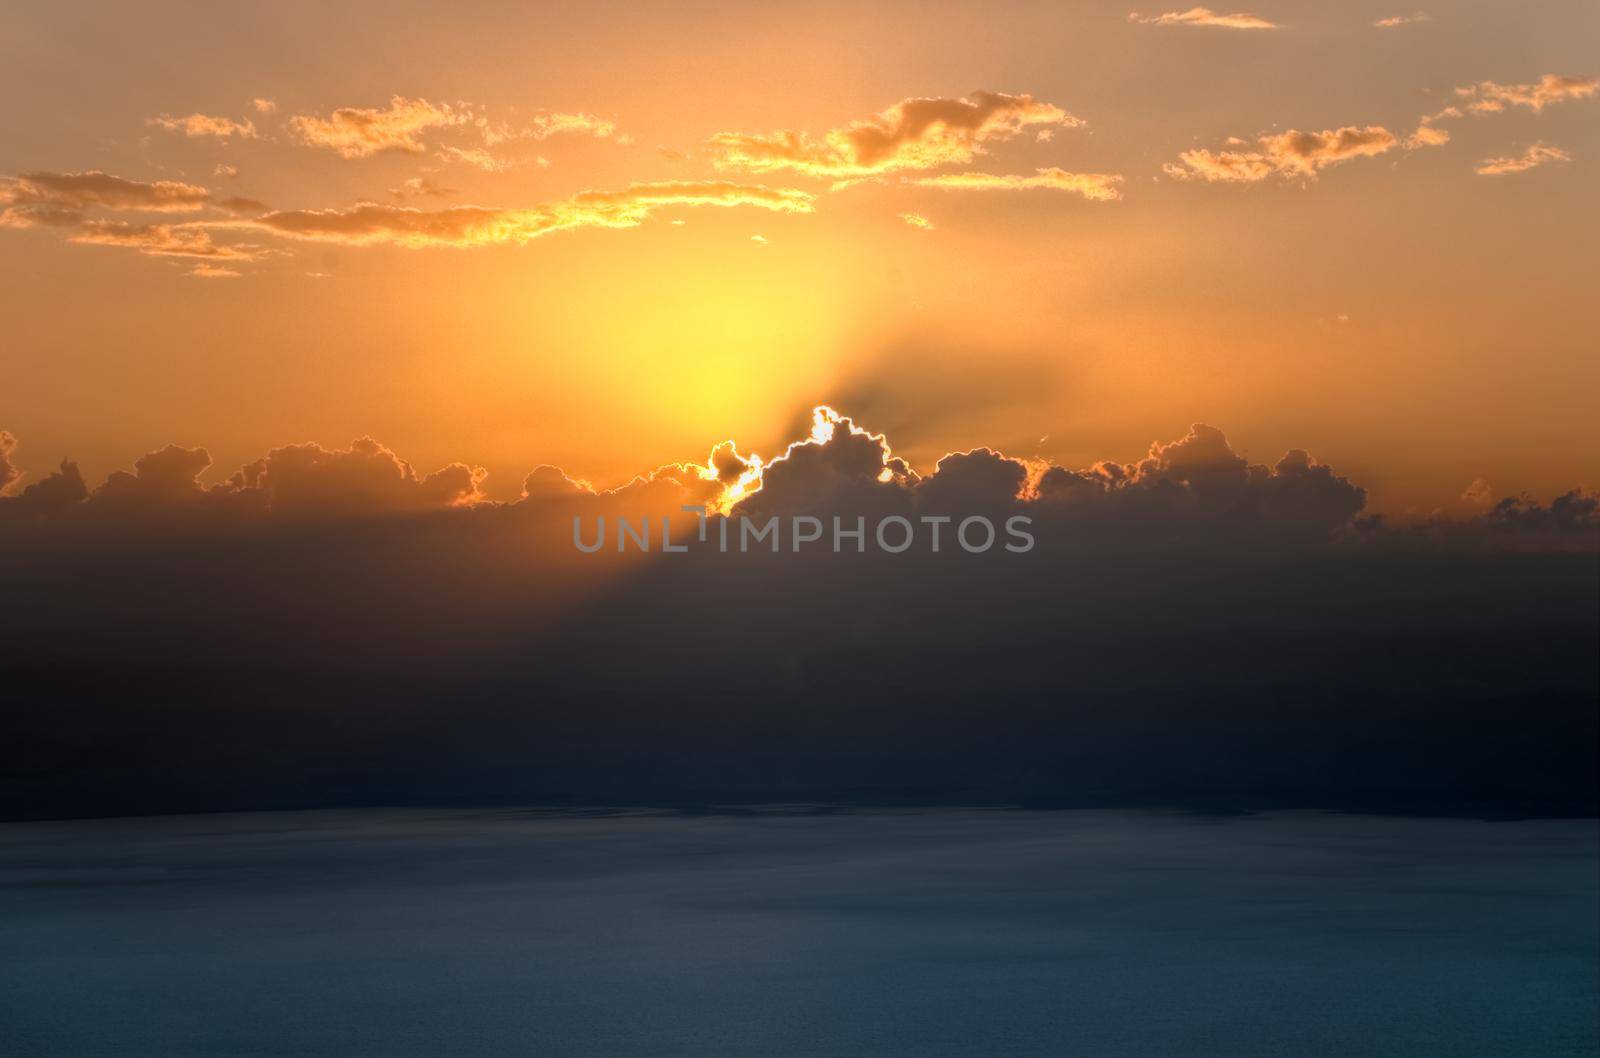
[
  {"left": 0, "top": 2, "right": 1597, "bottom": 517},
  {"left": 289, "top": 95, "right": 468, "bottom": 158},
  {"left": 1474, "top": 143, "right": 1571, "bottom": 175},
  {"left": 706, "top": 92, "right": 1080, "bottom": 178},
  {"left": 1128, "top": 8, "right": 1277, "bottom": 30},
  {"left": 1165, "top": 126, "right": 1399, "bottom": 183},
  {"left": 912, "top": 168, "right": 1124, "bottom": 200}
]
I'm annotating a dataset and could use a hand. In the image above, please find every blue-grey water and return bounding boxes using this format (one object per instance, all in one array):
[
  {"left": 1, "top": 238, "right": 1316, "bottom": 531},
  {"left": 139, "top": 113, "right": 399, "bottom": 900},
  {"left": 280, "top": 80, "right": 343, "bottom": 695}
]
[{"left": 0, "top": 809, "right": 1595, "bottom": 1057}]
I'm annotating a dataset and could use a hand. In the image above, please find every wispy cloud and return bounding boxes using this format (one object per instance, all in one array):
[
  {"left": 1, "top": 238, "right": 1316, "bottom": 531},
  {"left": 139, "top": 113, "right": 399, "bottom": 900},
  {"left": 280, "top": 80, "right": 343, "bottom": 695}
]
[
  {"left": 1474, "top": 143, "right": 1570, "bottom": 175},
  {"left": 1165, "top": 126, "right": 1396, "bottom": 183},
  {"left": 1373, "top": 12, "right": 1429, "bottom": 28},
  {"left": 67, "top": 220, "right": 260, "bottom": 260},
  {"left": 899, "top": 212, "right": 933, "bottom": 230},
  {"left": 149, "top": 113, "right": 258, "bottom": 139},
  {"left": 1, "top": 171, "right": 213, "bottom": 214},
  {"left": 1128, "top": 8, "right": 1278, "bottom": 29},
  {"left": 706, "top": 92, "right": 1080, "bottom": 179},
  {"left": 289, "top": 96, "right": 467, "bottom": 158},
  {"left": 190, "top": 264, "right": 242, "bottom": 278},
  {"left": 238, "top": 181, "right": 815, "bottom": 249},
  {"left": 1456, "top": 74, "right": 1599, "bottom": 114},
  {"left": 389, "top": 177, "right": 456, "bottom": 199},
  {"left": 252, "top": 98, "right": 277, "bottom": 114},
  {"left": 911, "top": 167, "right": 1124, "bottom": 201}
]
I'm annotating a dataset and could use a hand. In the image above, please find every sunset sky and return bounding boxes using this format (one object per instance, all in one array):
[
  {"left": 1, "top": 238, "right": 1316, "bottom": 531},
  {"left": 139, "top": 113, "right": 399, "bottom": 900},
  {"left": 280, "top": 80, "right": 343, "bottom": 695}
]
[{"left": 3, "top": 0, "right": 1596, "bottom": 515}]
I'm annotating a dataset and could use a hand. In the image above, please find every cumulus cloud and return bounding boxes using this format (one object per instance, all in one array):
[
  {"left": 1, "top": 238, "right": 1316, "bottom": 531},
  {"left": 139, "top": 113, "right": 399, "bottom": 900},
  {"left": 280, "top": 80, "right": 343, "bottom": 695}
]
[
  {"left": 1128, "top": 8, "right": 1278, "bottom": 29},
  {"left": 149, "top": 113, "right": 258, "bottom": 139},
  {"left": 1456, "top": 74, "right": 1599, "bottom": 114},
  {"left": 912, "top": 167, "right": 1124, "bottom": 201},
  {"left": 228, "top": 437, "right": 487, "bottom": 517},
  {"left": 0, "top": 453, "right": 87, "bottom": 519},
  {"left": 252, "top": 98, "right": 277, "bottom": 113},
  {"left": 706, "top": 92, "right": 1080, "bottom": 179},
  {"left": 241, "top": 181, "right": 815, "bottom": 249},
  {"left": 1374, "top": 12, "right": 1429, "bottom": 28},
  {"left": 1165, "top": 126, "right": 1397, "bottom": 183},
  {"left": 3, "top": 412, "right": 1595, "bottom": 558},
  {"left": 289, "top": 96, "right": 468, "bottom": 158},
  {"left": 1474, "top": 143, "right": 1570, "bottom": 175}
]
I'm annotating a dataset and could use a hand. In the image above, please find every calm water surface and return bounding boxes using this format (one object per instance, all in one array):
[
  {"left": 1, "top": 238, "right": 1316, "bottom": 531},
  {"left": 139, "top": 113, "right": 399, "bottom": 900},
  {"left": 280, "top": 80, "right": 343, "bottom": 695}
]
[{"left": 1, "top": 809, "right": 1595, "bottom": 1056}]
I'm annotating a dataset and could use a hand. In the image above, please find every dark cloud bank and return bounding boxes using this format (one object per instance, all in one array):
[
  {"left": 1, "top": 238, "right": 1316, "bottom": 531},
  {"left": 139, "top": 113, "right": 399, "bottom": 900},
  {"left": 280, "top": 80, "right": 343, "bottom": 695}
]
[{"left": 1, "top": 416, "right": 1595, "bottom": 821}]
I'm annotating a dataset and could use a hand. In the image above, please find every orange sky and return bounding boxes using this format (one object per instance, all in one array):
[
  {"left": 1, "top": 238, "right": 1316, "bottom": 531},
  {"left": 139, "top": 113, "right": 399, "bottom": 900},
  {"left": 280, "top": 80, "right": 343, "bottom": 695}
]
[{"left": 2, "top": 0, "right": 1597, "bottom": 516}]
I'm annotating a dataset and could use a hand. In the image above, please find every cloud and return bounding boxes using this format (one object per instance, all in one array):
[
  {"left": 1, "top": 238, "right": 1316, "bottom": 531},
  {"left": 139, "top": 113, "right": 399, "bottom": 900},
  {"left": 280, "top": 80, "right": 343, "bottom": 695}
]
[
  {"left": 390, "top": 177, "right": 457, "bottom": 199},
  {"left": 0, "top": 171, "right": 212, "bottom": 214},
  {"left": 911, "top": 167, "right": 1124, "bottom": 201},
  {"left": 899, "top": 212, "right": 933, "bottom": 230},
  {"left": 706, "top": 92, "right": 1080, "bottom": 178},
  {"left": 1165, "top": 125, "right": 1397, "bottom": 183},
  {"left": 1474, "top": 142, "right": 1570, "bottom": 175},
  {"left": 289, "top": 96, "right": 467, "bottom": 158},
  {"left": 66, "top": 219, "right": 259, "bottom": 260},
  {"left": 0, "top": 431, "right": 19, "bottom": 494},
  {"left": 228, "top": 437, "right": 488, "bottom": 517},
  {"left": 190, "top": 264, "right": 241, "bottom": 278},
  {"left": 252, "top": 98, "right": 277, "bottom": 113},
  {"left": 1456, "top": 74, "right": 1599, "bottom": 114},
  {"left": 213, "top": 164, "right": 239, "bottom": 179},
  {"left": 476, "top": 113, "right": 617, "bottom": 147},
  {"left": 1128, "top": 8, "right": 1278, "bottom": 29},
  {"left": 242, "top": 181, "right": 815, "bottom": 249},
  {"left": 1373, "top": 12, "right": 1429, "bottom": 28},
  {"left": 149, "top": 113, "right": 258, "bottom": 139},
  {"left": 438, "top": 146, "right": 516, "bottom": 172},
  {"left": 1405, "top": 125, "right": 1450, "bottom": 149}
]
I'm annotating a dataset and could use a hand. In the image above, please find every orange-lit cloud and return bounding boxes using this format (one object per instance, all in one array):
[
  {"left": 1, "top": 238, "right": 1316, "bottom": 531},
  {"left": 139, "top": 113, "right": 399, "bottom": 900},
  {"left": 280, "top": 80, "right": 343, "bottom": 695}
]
[
  {"left": 496, "top": 112, "right": 617, "bottom": 142},
  {"left": 1456, "top": 74, "right": 1599, "bottom": 114},
  {"left": 1165, "top": 126, "right": 1397, "bottom": 183},
  {"left": 190, "top": 264, "right": 242, "bottom": 278},
  {"left": 899, "top": 212, "right": 933, "bottom": 230},
  {"left": 149, "top": 113, "right": 258, "bottom": 139},
  {"left": 1474, "top": 143, "right": 1571, "bottom": 175},
  {"left": 252, "top": 98, "right": 277, "bottom": 113},
  {"left": 0, "top": 431, "right": 19, "bottom": 494},
  {"left": 437, "top": 145, "right": 515, "bottom": 172},
  {"left": 1405, "top": 125, "right": 1450, "bottom": 149},
  {"left": 912, "top": 167, "right": 1124, "bottom": 201},
  {"left": 289, "top": 95, "right": 467, "bottom": 158},
  {"left": 1128, "top": 8, "right": 1277, "bottom": 29},
  {"left": 706, "top": 92, "right": 1079, "bottom": 178},
  {"left": 67, "top": 219, "right": 260, "bottom": 260},
  {"left": 390, "top": 176, "right": 456, "bottom": 199},
  {"left": 1, "top": 171, "right": 212, "bottom": 213},
  {"left": 242, "top": 181, "right": 815, "bottom": 248},
  {"left": 1373, "top": 12, "right": 1429, "bottom": 28}
]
